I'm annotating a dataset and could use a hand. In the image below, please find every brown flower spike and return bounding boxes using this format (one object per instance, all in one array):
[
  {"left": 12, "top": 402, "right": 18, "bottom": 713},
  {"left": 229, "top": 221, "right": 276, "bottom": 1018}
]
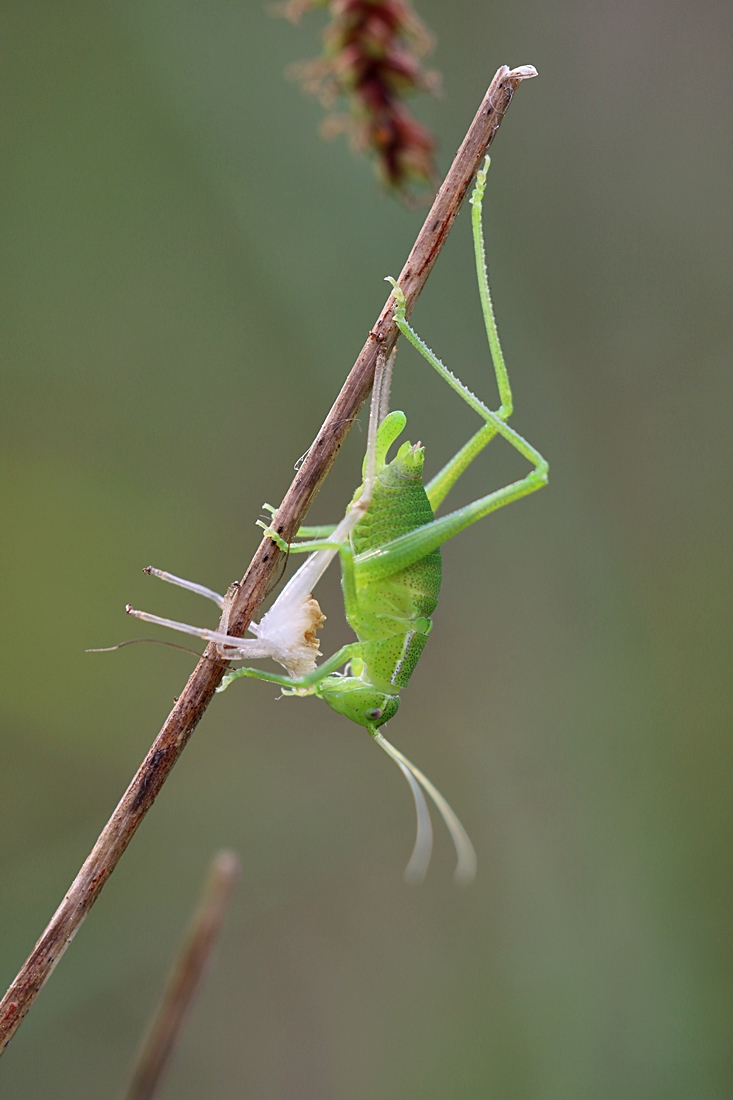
[{"left": 277, "top": 0, "right": 440, "bottom": 198}]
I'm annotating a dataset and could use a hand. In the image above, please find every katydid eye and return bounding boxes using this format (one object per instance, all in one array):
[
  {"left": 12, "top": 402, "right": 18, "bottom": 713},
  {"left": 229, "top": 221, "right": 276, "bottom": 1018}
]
[{"left": 365, "top": 708, "right": 383, "bottom": 721}]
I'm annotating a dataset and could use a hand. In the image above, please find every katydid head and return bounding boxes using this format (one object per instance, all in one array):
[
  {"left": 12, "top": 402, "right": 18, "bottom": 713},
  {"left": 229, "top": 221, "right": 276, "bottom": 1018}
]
[{"left": 316, "top": 676, "right": 400, "bottom": 729}]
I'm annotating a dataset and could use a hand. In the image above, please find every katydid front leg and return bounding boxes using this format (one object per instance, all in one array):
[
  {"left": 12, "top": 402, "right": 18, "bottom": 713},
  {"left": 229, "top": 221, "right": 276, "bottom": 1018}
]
[{"left": 219, "top": 642, "right": 363, "bottom": 692}]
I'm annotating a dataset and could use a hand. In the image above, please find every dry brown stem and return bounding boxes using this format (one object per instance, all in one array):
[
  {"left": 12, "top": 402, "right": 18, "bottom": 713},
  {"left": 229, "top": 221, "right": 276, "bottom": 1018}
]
[
  {"left": 0, "top": 64, "right": 536, "bottom": 1054},
  {"left": 119, "top": 850, "right": 240, "bottom": 1100}
]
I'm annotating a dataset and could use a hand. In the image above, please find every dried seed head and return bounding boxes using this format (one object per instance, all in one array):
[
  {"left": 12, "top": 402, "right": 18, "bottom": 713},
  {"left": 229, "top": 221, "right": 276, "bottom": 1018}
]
[{"left": 276, "top": 0, "right": 440, "bottom": 198}]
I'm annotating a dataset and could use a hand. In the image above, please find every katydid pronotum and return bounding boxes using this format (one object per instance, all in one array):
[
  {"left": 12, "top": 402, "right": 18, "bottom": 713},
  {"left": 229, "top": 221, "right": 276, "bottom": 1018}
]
[{"left": 125, "top": 157, "right": 548, "bottom": 883}]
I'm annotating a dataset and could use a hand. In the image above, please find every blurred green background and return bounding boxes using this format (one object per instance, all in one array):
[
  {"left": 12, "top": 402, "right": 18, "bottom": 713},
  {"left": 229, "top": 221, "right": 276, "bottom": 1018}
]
[{"left": 2, "top": 1, "right": 732, "bottom": 1096}]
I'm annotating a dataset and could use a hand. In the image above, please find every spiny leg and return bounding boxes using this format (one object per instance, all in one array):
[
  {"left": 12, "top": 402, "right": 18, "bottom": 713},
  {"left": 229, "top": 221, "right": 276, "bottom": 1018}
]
[
  {"left": 359, "top": 161, "right": 548, "bottom": 581},
  {"left": 386, "top": 282, "right": 546, "bottom": 475},
  {"left": 357, "top": 309, "right": 547, "bottom": 580},
  {"left": 354, "top": 461, "right": 546, "bottom": 586},
  {"left": 425, "top": 422, "right": 496, "bottom": 512},
  {"left": 470, "top": 156, "right": 513, "bottom": 419},
  {"left": 392, "top": 155, "right": 522, "bottom": 514}
]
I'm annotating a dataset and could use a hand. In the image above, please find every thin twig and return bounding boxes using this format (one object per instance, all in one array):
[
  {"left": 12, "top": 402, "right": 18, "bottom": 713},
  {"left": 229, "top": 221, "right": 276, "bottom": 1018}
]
[
  {"left": 119, "top": 851, "right": 240, "bottom": 1100},
  {"left": 0, "top": 64, "right": 536, "bottom": 1054}
]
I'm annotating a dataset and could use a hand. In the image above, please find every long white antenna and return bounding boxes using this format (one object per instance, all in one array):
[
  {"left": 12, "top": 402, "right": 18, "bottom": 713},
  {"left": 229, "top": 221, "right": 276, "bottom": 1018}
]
[
  {"left": 373, "top": 733, "right": 434, "bottom": 883},
  {"left": 375, "top": 732, "right": 476, "bottom": 884}
]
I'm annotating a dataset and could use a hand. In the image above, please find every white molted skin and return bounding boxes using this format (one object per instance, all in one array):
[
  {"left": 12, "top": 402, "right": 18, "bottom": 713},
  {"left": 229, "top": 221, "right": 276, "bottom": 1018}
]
[{"left": 248, "top": 593, "right": 326, "bottom": 678}]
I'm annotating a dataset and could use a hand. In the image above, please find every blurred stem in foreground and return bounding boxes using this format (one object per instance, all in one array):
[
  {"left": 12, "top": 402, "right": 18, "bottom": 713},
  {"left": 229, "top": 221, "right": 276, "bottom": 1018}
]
[
  {"left": 276, "top": 0, "right": 440, "bottom": 198},
  {"left": 119, "top": 851, "right": 240, "bottom": 1100}
]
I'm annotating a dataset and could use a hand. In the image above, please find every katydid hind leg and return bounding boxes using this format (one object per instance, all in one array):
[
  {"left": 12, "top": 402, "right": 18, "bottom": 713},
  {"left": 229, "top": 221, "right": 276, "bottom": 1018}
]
[
  {"left": 387, "top": 157, "right": 546, "bottom": 509},
  {"left": 388, "top": 282, "right": 546, "bottom": 487},
  {"left": 372, "top": 161, "right": 548, "bottom": 580},
  {"left": 355, "top": 468, "right": 546, "bottom": 584}
]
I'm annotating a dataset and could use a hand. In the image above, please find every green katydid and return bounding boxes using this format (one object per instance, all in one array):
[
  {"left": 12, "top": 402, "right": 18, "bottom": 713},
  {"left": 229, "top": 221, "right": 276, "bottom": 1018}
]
[{"left": 126, "top": 156, "right": 548, "bottom": 883}]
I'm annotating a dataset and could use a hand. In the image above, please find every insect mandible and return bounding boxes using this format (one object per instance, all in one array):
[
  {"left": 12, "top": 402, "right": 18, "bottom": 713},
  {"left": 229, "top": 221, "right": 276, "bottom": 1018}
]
[{"left": 126, "top": 157, "right": 549, "bottom": 883}]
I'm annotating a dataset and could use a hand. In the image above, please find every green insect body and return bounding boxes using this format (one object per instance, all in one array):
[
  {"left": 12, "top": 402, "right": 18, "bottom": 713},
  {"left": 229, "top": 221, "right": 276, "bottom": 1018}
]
[
  {"left": 316, "top": 415, "right": 441, "bottom": 728},
  {"left": 124, "top": 155, "right": 548, "bottom": 883}
]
